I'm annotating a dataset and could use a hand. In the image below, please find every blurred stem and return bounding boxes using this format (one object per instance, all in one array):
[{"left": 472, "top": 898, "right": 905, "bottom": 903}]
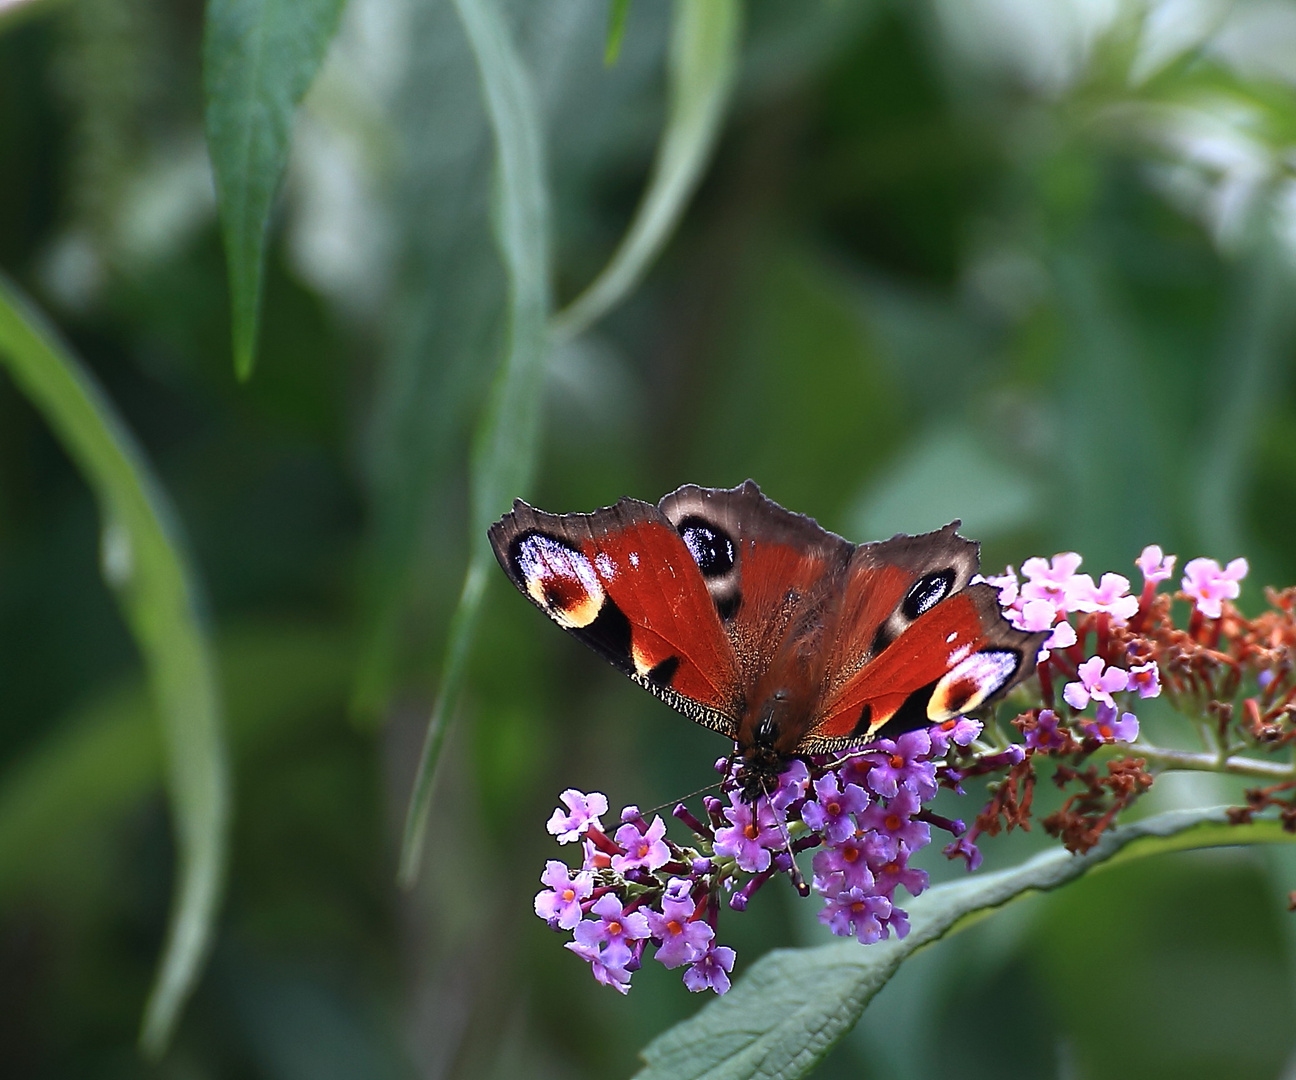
[
  {"left": 604, "top": 0, "right": 632, "bottom": 66},
  {"left": 397, "top": 0, "right": 551, "bottom": 886},
  {"left": 552, "top": 0, "right": 739, "bottom": 341},
  {"left": 398, "top": 559, "right": 487, "bottom": 883},
  {"left": 1130, "top": 743, "right": 1294, "bottom": 780}
]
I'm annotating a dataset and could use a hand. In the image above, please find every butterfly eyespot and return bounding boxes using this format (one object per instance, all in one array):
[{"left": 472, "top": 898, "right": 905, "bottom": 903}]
[
  {"left": 512, "top": 531, "right": 605, "bottom": 629},
  {"left": 677, "top": 517, "right": 735, "bottom": 578},
  {"left": 903, "top": 569, "right": 955, "bottom": 620},
  {"left": 927, "top": 649, "right": 1021, "bottom": 720}
]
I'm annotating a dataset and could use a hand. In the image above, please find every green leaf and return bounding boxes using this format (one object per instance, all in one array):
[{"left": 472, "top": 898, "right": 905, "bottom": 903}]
[
  {"left": 553, "top": 0, "right": 740, "bottom": 340},
  {"left": 605, "top": 0, "right": 632, "bottom": 66},
  {"left": 635, "top": 807, "right": 1296, "bottom": 1080},
  {"left": 397, "top": 0, "right": 552, "bottom": 886},
  {"left": 0, "top": 276, "right": 230, "bottom": 1057},
  {"left": 203, "top": 0, "right": 349, "bottom": 380}
]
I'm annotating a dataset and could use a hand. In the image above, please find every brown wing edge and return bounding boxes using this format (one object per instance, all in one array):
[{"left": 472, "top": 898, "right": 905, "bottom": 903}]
[
  {"left": 843, "top": 521, "right": 982, "bottom": 663},
  {"left": 658, "top": 479, "right": 854, "bottom": 554},
  {"left": 657, "top": 480, "right": 854, "bottom": 625}
]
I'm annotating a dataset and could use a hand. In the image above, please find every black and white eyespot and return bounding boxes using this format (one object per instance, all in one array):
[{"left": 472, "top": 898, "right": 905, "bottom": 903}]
[
  {"left": 678, "top": 517, "right": 735, "bottom": 578},
  {"left": 902, "top": 569, "right": 955, "bottom": 620}
]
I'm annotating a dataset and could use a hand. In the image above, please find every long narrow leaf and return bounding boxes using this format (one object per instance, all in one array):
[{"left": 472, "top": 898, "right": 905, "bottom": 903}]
[
  {"left": 397, "top": 0, "right": 552, "bottom": 886},
  {"left": 0, "top": 277, "right": 230, "bottom": 1058},
  {"left": 203, "top": 0, "right": 349, "bottom": 379},
  {"left": 635, "top": 806, "right": 1295, "bottom": 1080},
  {"left": 553, "top": 0, "right": 740, "bottom": 341}
]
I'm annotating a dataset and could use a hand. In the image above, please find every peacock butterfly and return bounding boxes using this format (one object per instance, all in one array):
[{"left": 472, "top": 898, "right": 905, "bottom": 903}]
[{"left": 489, "top": 481, "right": 1046, "bottom": 799}]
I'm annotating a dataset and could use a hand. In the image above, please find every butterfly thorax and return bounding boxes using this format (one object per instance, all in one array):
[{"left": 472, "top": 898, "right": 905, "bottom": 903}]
[{"left": 735, "top": 674, "right": 820, "bottom": 801}]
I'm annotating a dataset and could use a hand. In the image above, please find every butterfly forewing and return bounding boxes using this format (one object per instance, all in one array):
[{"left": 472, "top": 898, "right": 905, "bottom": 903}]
[{"left": 489, "top": 497, "right": 744, "bottom": 737}]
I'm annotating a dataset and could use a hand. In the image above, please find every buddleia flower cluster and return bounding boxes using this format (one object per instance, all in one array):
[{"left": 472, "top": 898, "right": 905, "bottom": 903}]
[
  {"left": 538, "top": 544, "right": 1296, "bottom": 993},
  {"left": 534, "top": 723, "right": 975, "bottom": 995}
]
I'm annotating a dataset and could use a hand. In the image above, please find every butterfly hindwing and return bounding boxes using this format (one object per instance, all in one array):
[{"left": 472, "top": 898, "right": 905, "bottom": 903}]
[{"left": 810, "top": 568, "right": 1046, "bottom": 751}]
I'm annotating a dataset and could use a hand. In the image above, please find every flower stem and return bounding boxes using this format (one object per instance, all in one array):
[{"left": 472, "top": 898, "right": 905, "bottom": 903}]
[{"left": 1129, "top": 743, "right": 1296, "bottom": 779}]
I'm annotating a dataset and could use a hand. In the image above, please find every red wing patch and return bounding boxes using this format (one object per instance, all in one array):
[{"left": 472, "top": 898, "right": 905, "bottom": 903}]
[
  {"left": 809, "top": 585, "right": 1041, "bottom": 747},
  {"left": 489, "top": 499, "right": 745, "bottom": 736}
]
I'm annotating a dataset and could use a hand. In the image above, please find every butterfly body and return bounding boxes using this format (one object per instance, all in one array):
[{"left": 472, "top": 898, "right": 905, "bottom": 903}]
[{"left": 489, "top": 481, "right": 1045, "bottom": 796}]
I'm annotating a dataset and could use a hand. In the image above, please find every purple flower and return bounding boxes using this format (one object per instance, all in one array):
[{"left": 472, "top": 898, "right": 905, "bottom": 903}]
[
  {"left": 546, "top": 789, "right": 609, "bottom": 843},
  {"left": 534, "top": 860, "right": 593, "bottom": 930},
  {"left": 1042, "top": 619, "right": 1077, "bottom": 653},
  {"left": 770, "top": 758, "right": 811, "bottom": 810},
  {"left": 872, "top": 851, "right": 928, "bottom": 900},
  {"left": 612, "top": 815, "right": 670, "bottom": 873},
  {"left": 928, "top": 716, "right": 982, "bottom": 755},
  {"left": 1011, "top": 597, "right": 1059, "bottom": 633},
  {"left": 1063, "top": 656, "right": 1129, "bottom": 711},
  {"left": 573, "top": 894, "right": 651, "bottom": 966},
  {"left": 713, "top": 796, "right": 783, "bottom": 873},
  {"left": 1083, "top": 703, "right": 1139, "bottom": 743},
  {"left": 858, "top": 789, "right": 930, "bottom": 859},
  {"left": 1070, "top": 573, "right": 1139, "bottom": 622},
  {"left": 1136, "top": 545, "right": 1176, "bottom": 585},
  {"left": 1025, "top": 709, "right": 1068, "bottom": 752},
  {"left": 580, "top": 837, "right": 611, "bottom": 872},
  {"left": 1127, "top": 661, "right": 1160, "bottom": 698},
  {"left": 1182, "top": 556, "right": 1248, "bottom": 618},
  {"left": 819, "top": 885, "right": 892, "bottom": 943},
  {"left": 663, "top": 875, "right": 692, "bottom": 903},
  {"left": 811, "top": 836, "right": 876, "bottom": 894},
  {"left": 881, "top": 907, "right": 910, "bottom": 940},
  {"left": 565, "top": 941, "right": 632, "bottom": 993},
  {"left": 863, "top": 731, "right": 937, "bottom": 799},
  {"left": 682, "top": 943, "right": 736, "bottom": 994},
  {"left": 944, "top": 835, "right": 983, "bottom": 871},
  {"left": 1010, "top": 597, "right": 1078, "bottom": 657},
  {"left": 647, "top": 892, "right": 714, "bottom": 968},
  {"left": 1020, "top": 552, "right": 1084, "bottom": 610},
  {"left": 981, "top": 565, "right": 1020, "bottom": 607},
  {"left": 801, "top": 773, "right": 870, "bottom": 843}
]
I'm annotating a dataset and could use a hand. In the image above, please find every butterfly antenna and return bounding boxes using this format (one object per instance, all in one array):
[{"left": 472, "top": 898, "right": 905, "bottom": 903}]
[
  {"left": 761, "top": 776, "right": 809, "bottom": 897},
  {"left": 643, "top": 777, "right": 725, "bottom": 818},
  {"left": 644, "top": 746, "right": 740, "bottom": 817}
]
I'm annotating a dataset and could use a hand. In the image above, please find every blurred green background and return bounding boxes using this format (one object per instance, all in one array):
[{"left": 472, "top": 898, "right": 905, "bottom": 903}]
[{"left": 3, "top": 0, "right": 1296, "bottom": 1077}]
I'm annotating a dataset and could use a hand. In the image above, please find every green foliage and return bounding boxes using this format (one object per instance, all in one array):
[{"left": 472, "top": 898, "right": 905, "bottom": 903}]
[
  {"left": 0, "top": 277, "right": 228, "bottom": 1056},
  {"left": 203, "top": 0, "right": 350, "bottom": 378},
  {"left": 604, "top": 0, "right": 632, "bottom": 67},
  {"left": 637, "top": 809, "right": 1296, "bottom": 1080},
  {"left": 3, "top": 0, "right": 1296, "bottom": 1075}
]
